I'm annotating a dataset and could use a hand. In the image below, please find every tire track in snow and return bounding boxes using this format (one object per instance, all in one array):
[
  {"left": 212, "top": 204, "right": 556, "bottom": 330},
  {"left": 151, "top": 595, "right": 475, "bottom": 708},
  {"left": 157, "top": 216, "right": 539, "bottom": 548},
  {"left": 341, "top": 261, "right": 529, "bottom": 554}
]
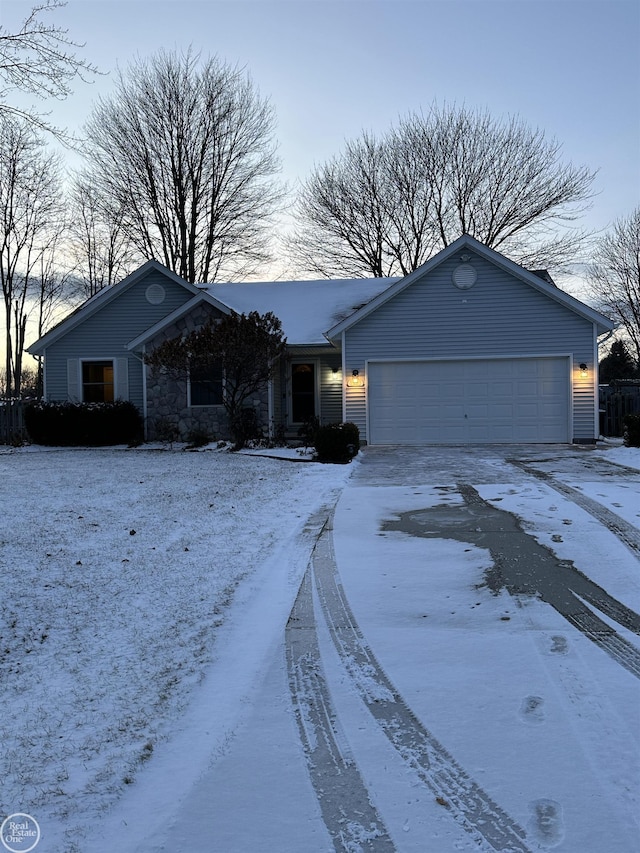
[
  {"left": 507, "top": 458, "right": 640, "bottom": 560},
  {"left": 285, "top": 568, "right": 395, "bottom": 852},
  {"left": 311, "top": 517, "right": 534, "bottom": 853}
]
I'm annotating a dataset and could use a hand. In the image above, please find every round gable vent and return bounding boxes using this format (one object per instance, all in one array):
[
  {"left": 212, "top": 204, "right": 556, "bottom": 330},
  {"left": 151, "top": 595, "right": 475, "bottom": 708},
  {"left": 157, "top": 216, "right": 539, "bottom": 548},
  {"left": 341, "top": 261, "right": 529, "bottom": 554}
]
[
  {"left": 145, "top": 283, "right": 166, "bottom": 305},
  {"left": 452, "top": 263, "right": 477, "bottom": 290}
]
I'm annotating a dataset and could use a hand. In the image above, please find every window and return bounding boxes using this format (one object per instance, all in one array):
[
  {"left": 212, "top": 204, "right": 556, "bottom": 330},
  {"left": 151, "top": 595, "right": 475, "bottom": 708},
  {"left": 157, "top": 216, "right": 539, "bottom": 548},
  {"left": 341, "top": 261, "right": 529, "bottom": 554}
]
[
  {"left": 82, "top": 361, "right": 114, "bottom": 402},
  {"left": 291, "top": 362, "right": 316, "bottom": 422},
  {"left": 189, "top": 361, "right": 223, "bottom": 406}
]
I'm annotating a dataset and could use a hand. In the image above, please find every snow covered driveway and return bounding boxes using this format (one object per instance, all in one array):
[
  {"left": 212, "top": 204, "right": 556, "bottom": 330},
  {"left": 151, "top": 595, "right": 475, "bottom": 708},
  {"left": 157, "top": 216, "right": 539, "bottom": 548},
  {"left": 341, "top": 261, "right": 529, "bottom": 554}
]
[
  {"left": 320, "top": 445, "right": 640, "bottom": 852},
  {"left": 1, "top": 443, "right": 639, "bottom": 852}
]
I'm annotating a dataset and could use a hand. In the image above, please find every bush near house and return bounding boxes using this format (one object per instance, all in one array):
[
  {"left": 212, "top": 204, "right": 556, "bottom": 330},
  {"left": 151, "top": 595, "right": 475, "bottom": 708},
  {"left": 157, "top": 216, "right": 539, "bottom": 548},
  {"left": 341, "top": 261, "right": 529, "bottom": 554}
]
[
  {"left": 623, "top": 413, "right": 640, "bottom": 447},
  {"left": 25, "top": 401, "right": 143, "bottom": 447},
  {"left": 314, "top": 422, "right": 360, "bottom": 463}
]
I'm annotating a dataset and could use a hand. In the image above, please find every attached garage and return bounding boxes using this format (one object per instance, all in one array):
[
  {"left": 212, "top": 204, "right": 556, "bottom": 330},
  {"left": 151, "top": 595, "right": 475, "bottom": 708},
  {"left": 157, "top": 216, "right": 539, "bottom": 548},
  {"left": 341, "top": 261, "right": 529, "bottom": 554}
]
[
  {"left": 368, "top": 357, "right": 570, "bottom": 445},
  {"left": 326, "top": 235, "right": 614, "bottom": 445}
]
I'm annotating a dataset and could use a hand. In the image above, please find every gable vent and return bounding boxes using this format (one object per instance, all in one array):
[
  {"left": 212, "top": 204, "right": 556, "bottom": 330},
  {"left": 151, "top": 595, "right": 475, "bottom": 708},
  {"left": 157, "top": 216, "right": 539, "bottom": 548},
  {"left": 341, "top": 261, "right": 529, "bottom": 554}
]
[
  {"left": 452, "top": 263, "right": 477, "bottom": 290},
  {"left": 145, "top": 283, "right": 166, "bottom": 305}
]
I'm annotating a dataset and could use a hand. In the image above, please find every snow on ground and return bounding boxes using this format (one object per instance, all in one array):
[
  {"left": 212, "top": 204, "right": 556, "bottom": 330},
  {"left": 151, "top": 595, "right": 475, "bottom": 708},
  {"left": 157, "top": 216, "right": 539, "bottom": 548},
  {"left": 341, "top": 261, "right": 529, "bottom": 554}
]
[
  {"left": 0, "top": 444, "right": 350, "bottom": 852},
  {"left": 1, "top": 442, "right": 639, "bottom": 853}
]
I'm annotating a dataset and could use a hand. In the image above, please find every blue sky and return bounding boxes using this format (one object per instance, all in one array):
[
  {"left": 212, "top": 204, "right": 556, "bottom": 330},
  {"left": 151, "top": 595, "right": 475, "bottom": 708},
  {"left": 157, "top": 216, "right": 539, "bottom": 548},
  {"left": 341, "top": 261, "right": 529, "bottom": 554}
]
[{"left": 2, "top": 0, "right": 639, "bottom": 237}]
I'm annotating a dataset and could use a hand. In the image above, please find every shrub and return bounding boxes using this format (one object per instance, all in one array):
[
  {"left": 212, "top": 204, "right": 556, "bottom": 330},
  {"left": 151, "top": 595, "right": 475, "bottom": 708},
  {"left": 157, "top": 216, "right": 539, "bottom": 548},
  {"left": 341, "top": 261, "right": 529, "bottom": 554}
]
[
  {"left": 25, "top": 401, "right": 144, "bottom": 447},
  {"left": 623, "top": 413, "right": 640, "bottom": 447},
  {"left": 313, "top": 422, "right": 360, "bottom": 463},
  {"left": 185, "top": 427, "right": 212, "bottom": 448},
  {"left": 297, "top": 415, "right": 320, "bottom": 446},
  {"left": 231, "top": 406, "right": 262, "bottom": 450}
]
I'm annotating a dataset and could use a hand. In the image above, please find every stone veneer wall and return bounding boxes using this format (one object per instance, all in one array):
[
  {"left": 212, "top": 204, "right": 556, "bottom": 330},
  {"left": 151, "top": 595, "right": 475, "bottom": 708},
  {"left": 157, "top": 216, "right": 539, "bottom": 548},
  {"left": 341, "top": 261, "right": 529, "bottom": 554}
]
[{"left": 144, "top": 303, "right": 269, "bottom": 442}]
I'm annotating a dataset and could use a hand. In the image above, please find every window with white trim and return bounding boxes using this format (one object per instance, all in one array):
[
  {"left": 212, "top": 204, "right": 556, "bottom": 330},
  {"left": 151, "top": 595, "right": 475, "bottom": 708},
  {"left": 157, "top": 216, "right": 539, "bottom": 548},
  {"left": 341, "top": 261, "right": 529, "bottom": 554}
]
[{"left": 82, "top": 360, "right": 114, "bottom": 402}]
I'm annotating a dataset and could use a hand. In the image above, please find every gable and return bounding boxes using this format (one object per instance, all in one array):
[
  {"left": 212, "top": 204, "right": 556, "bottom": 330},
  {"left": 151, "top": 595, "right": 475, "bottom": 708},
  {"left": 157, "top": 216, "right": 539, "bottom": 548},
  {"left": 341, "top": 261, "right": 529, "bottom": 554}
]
[
  {"left": 326, "top": 235, "right": 613, "bottom": 340},
  {"left": 345, "top": 248, "right": 597, "bottom": 359},
  {"left": 27, "top": 261, "right": 200, "bottom": 355}
]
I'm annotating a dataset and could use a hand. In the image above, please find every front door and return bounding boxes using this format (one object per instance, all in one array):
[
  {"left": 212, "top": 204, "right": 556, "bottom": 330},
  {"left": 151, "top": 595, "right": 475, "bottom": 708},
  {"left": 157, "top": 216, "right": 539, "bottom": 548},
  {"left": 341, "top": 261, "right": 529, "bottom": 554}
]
[{"left": 291, "top": 362, "right": 316, "bottom": 423}]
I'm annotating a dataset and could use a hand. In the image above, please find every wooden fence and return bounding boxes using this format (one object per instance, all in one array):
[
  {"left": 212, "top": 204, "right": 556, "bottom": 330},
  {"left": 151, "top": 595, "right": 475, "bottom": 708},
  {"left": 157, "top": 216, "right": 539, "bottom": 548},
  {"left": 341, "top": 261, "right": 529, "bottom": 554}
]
[
  {"left": 599, "top": 383, "right": 640, "bottom": 437},
  {"left": 0, "top": 400, "right": 28, "bottom": 445}
]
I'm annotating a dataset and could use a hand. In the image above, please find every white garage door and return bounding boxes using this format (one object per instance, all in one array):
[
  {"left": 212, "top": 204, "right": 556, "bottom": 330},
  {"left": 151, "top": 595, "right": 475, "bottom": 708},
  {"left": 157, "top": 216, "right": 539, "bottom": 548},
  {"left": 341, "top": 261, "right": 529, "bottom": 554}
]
[{"left": 368, "top": 358, "right": 570, "bottom": 445}]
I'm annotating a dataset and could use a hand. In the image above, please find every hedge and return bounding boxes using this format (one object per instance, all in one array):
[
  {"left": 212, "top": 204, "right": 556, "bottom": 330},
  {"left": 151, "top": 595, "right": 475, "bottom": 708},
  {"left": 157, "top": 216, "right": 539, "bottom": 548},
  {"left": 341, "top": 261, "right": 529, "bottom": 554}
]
[{"left": 25, "top": 401, "right": 144, "bottom": 447}]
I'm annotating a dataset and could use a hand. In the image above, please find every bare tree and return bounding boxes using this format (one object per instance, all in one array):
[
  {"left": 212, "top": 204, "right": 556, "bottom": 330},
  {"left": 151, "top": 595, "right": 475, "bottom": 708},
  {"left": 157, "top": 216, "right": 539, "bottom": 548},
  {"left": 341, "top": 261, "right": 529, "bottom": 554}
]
[
  {"left": 0, "top": 0, "right": 98, "bottom": 141},
  {"left": 0, "top": 114, "right": 64, "bottom": 398},
  {"left": 67, "top": 174, "right": 137, "bottom": 297},
  {"left": 288, "top": 104, "right": 595, "bottom": 278},
  {"left": 588, "top": 208, "right": 640, "bottom": 364},
  {"left": 81, "top": 49, "right": 284, "bottom": 284},
  {"left": 29, "top": 229, "right": 81, "bottom": 395}
]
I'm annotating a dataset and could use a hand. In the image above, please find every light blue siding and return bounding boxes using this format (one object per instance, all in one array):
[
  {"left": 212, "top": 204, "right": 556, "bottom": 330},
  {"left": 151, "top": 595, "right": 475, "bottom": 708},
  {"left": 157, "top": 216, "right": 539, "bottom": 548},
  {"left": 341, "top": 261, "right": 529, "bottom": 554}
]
[
  {"left": 344, "top": 251, "right": 598, "bottom": 442},
  {"left": 43, "top": 270, "right": 194, "bottom": 407}
]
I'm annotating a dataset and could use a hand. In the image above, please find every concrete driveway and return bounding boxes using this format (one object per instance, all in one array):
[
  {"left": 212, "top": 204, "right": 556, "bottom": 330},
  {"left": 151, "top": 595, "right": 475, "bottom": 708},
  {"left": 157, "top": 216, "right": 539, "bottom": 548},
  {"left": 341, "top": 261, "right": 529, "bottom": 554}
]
[
  {"left": 288, "top": 444, "right": 640, "bottom": 852},
  {"left": 117, "top": 444, "right": 640, "bottom": 853}
]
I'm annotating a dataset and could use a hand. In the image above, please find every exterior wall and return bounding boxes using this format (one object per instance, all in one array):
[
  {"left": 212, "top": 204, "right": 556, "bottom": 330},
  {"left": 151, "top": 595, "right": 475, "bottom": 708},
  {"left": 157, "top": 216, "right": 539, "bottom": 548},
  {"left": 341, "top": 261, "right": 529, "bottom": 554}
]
[
  {"left": 343, "top": 251, "right": 598, "bottom": 442},
  {"left": 274, "top": 349, "right": 342, "bottom": 436},
  {"left": 42, "top": 270, "right": 194, "bottom": 410},
  {"left": 144, "top": 303, "right": 268, "bottom": 442}
]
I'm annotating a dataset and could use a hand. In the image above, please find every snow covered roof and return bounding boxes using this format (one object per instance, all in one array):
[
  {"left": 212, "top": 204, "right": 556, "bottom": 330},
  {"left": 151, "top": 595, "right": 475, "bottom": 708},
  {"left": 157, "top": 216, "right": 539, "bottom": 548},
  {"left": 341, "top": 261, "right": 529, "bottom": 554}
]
[{"left": 205, "top": 278, "right": 399, "bottom": 345}]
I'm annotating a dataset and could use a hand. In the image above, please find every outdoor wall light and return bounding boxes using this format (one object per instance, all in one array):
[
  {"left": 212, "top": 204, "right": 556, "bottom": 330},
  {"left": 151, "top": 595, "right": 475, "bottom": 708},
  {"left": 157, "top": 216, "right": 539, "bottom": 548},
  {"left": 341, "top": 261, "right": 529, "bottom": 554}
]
[
  {"left": 579, "top": 362, "right": 588, "bottom": 378},
  {"left": 347, "top": 369, "right": 364, "bottom": 387}
]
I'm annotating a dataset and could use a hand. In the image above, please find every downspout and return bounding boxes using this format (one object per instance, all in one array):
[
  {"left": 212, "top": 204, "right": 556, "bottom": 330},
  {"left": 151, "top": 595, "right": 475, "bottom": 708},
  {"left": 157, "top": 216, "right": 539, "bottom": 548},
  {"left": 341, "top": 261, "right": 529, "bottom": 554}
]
[
  {"left": 128, "top": 346, "right": 148, "bottom": 441},
  {"left": 142, "top": 345, "right": 148, "bottom": 440}
]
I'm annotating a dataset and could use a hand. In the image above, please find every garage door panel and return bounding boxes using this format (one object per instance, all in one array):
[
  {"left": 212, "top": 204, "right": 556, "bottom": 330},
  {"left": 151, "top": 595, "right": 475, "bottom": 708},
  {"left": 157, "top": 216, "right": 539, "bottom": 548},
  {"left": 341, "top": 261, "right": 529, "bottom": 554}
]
[{"left": 368, "top": 358, "right": 569, "bottom": 445}]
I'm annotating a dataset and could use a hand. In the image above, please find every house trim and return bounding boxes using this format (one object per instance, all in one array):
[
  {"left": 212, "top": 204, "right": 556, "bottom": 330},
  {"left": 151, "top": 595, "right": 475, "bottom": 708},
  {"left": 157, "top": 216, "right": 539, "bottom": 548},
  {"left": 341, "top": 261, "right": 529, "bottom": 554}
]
[{"left": 127, "top": 292, "right": 232, "bottom": 352}]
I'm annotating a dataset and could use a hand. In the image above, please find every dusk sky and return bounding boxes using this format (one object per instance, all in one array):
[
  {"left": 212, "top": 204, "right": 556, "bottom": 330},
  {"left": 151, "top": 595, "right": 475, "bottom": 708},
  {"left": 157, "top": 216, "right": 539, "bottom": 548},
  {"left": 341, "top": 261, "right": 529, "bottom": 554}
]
[{"left": 2, "top": 0, "right": 639, "bottom": 251}]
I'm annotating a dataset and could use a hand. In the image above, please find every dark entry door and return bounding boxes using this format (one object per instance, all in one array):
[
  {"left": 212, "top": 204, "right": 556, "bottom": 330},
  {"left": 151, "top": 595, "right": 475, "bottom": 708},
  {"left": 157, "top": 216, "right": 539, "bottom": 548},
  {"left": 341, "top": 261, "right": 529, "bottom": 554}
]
[{"left": 291, "top": 362, "right": 316, "bottom": 423}]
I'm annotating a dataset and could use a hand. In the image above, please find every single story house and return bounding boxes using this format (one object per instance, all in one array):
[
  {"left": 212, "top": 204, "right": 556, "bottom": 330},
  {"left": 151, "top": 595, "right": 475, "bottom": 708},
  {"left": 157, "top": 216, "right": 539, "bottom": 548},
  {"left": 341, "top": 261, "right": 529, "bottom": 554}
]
[{"left": 28, "top": 234, "right": 614, "bottom": 445}]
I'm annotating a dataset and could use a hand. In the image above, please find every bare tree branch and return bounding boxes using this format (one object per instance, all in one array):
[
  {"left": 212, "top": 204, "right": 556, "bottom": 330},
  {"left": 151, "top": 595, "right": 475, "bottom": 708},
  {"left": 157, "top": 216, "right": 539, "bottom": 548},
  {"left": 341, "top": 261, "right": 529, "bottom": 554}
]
[
  {"left": 0, "top": 0, "right": 99, "bottom": 143},
  {"left": 288, "top": 104, "right": 596, "bottom": 278},
  {"left": 81, "top": 49, "right": 285, "bottom": 283},
  {"left": 0, "top": 113, "right": 66, "bottom": 397},
  {"left": 587, "top": 208, "right": 640, "bottom": 363}
]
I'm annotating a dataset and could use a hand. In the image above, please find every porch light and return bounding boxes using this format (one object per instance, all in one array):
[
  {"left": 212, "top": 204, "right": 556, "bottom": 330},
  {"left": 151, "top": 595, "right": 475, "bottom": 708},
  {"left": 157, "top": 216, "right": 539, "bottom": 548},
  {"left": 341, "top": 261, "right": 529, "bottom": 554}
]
[
  {"left": 347, "top": 369, "right": 364, "bottom": 387},
  {"left": 579, "top": 362, "right": 588, "bottom": 378}
]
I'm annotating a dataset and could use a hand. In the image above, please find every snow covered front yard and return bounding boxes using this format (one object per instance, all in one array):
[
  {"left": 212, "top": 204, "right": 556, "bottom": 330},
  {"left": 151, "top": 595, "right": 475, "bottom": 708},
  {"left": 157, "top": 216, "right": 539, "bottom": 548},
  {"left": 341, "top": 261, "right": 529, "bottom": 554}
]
[
  {"left": 0, "top": 444, "right": 351, "bottom": 852},
  {"left": 1, "top": 442, "right": 639, "bottom": 853}
]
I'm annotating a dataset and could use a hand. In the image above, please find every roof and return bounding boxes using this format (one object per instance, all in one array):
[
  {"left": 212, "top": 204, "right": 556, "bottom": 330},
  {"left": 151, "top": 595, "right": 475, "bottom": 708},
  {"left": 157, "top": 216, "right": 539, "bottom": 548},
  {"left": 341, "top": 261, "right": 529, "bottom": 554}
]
[
  {"left": 204, "top": 278, "right": 399, "bottom": 345},
  {"left": 27, "top": 236, "right": 614, "bottom": 356},
  {"left": 326, "top": 235, "right": 614, "bottom": 339}
]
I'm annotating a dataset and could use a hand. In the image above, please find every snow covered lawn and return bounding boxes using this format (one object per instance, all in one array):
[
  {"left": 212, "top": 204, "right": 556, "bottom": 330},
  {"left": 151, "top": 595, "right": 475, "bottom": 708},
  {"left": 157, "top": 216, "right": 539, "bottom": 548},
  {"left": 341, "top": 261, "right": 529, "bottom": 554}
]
[{"left": 0, "top": 444, "right": 350, "bottom": 851}]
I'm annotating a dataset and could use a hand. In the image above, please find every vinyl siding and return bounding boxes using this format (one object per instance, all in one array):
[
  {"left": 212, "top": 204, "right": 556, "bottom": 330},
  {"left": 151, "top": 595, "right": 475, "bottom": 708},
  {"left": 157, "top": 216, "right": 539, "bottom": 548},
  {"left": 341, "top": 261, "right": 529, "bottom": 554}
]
[
  {"left": 319, "top": 353, "right": 343, "bottom": 424},
  {"left": 343, "top": 251, "right": 598, "bottom": 442},
  {"left": 273, "top": 350, "right": 343, "bottom": 431},
  {"left": 43, "top": 271, "right": 194, "bottom": 406}
]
